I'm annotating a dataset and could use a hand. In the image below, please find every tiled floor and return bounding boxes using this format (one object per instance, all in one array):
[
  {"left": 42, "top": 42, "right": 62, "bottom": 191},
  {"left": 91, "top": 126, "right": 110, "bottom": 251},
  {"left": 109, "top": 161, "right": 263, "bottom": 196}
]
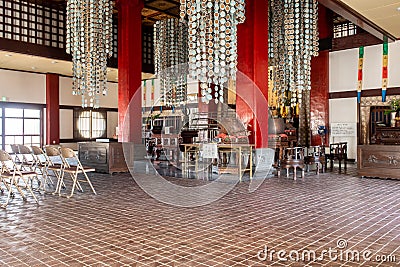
[{"left": 0, "top": 164, "right": 399, "bottom": 266}]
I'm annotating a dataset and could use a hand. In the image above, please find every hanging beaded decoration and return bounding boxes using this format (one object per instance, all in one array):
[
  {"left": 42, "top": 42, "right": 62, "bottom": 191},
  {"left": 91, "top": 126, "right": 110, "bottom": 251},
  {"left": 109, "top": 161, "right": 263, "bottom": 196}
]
[
  {"left": 66, "top": 0, "right": 113, "bottom": 108},
  {"left": 269, "top": 0, "right": 319, "bottom": 109},
  {"left": 179, "top": 0, "right": 246, "bottom": 104},
  {"left": 154, "top": 18, "right": 189, "bottom": 107}
]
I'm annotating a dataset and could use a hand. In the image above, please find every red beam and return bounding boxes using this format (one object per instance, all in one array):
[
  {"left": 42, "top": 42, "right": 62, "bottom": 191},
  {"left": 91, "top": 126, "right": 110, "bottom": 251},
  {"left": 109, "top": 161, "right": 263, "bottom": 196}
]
[{"left": 46, "top": 73, "right": 60, "bottom": 145}]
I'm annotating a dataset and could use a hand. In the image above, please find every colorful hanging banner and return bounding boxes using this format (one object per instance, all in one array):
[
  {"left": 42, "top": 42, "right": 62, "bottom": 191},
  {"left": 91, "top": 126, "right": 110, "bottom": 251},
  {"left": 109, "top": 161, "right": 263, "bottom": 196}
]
[
  {"left": 142, "top": 80, "right": 146, "bottom": 114},
  {"left": 143, "top": 80, "right": 147, "bottom": 102},
  {"left": 382, "top": 37, "right": 388, "bottom": 102},
  {"left": 151, "top": 79, "right": 155, "bottom": 105},
  {"left": 357, "top": 46, "right": 364, "bottom": 103}
]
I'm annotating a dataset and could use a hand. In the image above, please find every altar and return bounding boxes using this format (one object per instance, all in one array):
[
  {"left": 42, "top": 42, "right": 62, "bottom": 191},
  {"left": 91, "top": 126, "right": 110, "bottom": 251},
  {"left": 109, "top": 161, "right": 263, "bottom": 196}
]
[{"left": 181, "top": 143, "right": 254, "bottom": 181}]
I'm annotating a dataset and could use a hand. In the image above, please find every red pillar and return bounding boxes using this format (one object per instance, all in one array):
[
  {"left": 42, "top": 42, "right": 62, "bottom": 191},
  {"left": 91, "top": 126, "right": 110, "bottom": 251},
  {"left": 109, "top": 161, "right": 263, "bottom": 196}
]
[
  {"left": 311, "top": 51, "right": 330, "bottom": 146},
  {"left": 117, "top": 0, "right": 143, "bottom": 143},
  {"left": 310, "top": 5, "right": 332, "bottom": 146},
  {"left": 45, "top": 73, "right": 59, "bottom": 145},
  {"left": 237, "top": 0, "right": 269, "bottom": 148}
]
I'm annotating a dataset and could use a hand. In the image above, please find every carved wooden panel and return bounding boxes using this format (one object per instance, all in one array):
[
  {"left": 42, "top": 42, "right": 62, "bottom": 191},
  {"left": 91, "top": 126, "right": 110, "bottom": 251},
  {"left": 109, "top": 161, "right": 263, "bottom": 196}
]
[{"left": 358, "top": 145, "right": 400, "bottom": 179}]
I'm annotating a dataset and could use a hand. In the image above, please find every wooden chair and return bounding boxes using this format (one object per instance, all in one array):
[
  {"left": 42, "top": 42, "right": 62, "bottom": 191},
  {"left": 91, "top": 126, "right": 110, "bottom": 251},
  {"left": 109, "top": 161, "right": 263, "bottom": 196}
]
[
  {"left": 0, "top": 150, "right": 39, "bottom": 208},
  {"left": 277, "top": 147, "right": 305, "bottom": 180},
  {"left": 304, "top": 146, "right": 325, "bottom": 174},
  {"left": 58, "top": 147, "right": 96, "bottom": 198},
  {"left": 325, "top": 142, "right": 348, "bottom": 172}
]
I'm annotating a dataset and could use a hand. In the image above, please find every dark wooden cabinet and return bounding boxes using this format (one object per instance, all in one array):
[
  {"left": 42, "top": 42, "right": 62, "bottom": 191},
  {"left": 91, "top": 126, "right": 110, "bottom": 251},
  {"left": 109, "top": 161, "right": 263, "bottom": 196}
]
[
  {"left": 373, "top": 127, "right": 400, "bottom": 145},
  {"left": 358, "top": 145, "right": 400, "bottom": 179},
  {"left": 78, "top": 142, "right": 128, "bottom": 174}
]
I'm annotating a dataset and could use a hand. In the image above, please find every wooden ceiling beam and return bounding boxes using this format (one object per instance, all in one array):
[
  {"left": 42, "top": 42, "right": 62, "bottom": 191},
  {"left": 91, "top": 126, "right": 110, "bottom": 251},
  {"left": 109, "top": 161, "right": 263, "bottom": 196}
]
[
  {"left": 318, "top": 0, "right": 396, "bottom": 42},
  {"left": 143, "top": 5, "right": 179, "bottom": 19}
]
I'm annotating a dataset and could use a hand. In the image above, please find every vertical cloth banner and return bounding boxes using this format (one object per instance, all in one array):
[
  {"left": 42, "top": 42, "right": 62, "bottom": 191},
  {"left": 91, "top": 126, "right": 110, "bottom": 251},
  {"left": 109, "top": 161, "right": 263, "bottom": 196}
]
[
  {"left": 382, "top": 37, "right": 388, "bottom": 102},
  {"left": 143, "top": 80, "right": 147, "bottom": 102},
  {"left": 357, "top": 46, "right": 364, "bottom": 103},
  {"left": 151, "top": 79, "right": 155, "bottom": 105},
  {"left": 142, "top": 80, "right": 146, "bottom": 114}
]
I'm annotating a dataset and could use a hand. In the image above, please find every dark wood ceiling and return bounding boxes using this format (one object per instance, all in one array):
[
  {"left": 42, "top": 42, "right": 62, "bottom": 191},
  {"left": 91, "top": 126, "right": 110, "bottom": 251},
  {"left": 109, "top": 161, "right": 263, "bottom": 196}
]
[
  {"left": 143, "top": 0, "right": 180, "bottom": 26},
  {"left": 35, "top": 0, "right": 180, "bottom": 26}
]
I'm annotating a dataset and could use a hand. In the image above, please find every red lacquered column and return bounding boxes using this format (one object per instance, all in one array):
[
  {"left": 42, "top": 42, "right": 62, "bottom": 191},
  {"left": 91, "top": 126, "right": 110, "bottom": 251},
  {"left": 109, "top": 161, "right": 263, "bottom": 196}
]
[
  {"left": 117, "top": 0, "right": 143, "bottom": 143},
  {"left": 311, "top": 51, "right": 330, "bottom": 146},
  {"left": 237, "top": 0, "right": 269, "bottom": 148},
  {"left": 46, "top": 73, "right": 60, "bottom": 145},
  {"left": 310, "top": 5, "right": 332, "bottom": 146}
]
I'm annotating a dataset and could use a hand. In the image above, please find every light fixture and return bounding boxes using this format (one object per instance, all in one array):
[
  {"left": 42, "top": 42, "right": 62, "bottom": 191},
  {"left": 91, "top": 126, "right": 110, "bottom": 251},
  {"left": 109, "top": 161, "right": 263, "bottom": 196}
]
[
  {"left": 179, "top": 0, "right": 246, "bottom": 104},
  {"left": 154, "top": 18, "right": 188, "bottom": 107},
  {"left": 269, "top": 0, "right": 319, "bottom": 108},
  {"left": 269, "top": 0, "right": 319, "bottom": 146},
  {"left": 66, "top": 0, "right": 113, "bottom": 108}
]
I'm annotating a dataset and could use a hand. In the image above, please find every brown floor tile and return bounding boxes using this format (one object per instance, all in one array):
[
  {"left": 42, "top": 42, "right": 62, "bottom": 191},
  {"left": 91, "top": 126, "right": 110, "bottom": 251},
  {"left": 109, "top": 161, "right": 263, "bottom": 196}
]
[{"left": 0, "top": 164, "right": 398, "bottom": 266}]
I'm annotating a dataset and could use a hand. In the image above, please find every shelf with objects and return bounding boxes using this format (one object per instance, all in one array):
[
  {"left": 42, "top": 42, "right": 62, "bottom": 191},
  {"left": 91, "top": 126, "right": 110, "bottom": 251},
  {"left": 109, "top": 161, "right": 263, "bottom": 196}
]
[
  {"left": 358, "top": 96, "right": 400, "bottom": 179},
  {"left": 142, "top": 109, "right": 183, "bottom": 166},
  {"left": 370, "top": 102, "right": 400, "bottom": 145},
  {"left": 180, "top": 109, "right": 253, "bottom": 180}
]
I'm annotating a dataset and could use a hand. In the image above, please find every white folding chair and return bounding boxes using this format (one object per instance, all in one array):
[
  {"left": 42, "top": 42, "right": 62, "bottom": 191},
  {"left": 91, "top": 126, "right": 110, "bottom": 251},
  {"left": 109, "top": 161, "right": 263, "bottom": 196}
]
[
  {"left": 58, "top": 147, "right": 96, "bottom": 198},
  {"left": 0, "top": 150, "right": 39, "bottom": 208},
  {"left": 17, "top": 145, "right": 36, "bottom": 171},
  {"left": 31, "top": 146, "right": 55, "bottom": 190},
  {"left": 10, "top": 144, "right": 23, "bottom": 167},
  {"left": 18, "top": 145, "right": 42, "bottom": 189},
  {"left": 44, "top": 146, "right": 65, "bottom": 194}
]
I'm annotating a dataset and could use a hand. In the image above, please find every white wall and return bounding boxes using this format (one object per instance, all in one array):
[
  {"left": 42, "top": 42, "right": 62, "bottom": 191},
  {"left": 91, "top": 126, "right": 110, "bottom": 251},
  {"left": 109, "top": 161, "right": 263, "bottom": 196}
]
[
  {"left": 59, "top": 76, "right": 118, "bottom": 108},
  {"left": 107, "top": 111, "right": 118, "bottom": 137},
  {"left": 59, "top": 109, "right": 73, "bottom": 139},
  {"left": 0, "top": 69, "right": 119, "bottom": 145},
  {"left": 142, "top": 77, "right": 199, "bottom": 107},
  {"left": 0, "top": 69, "right": 46, "bottom": 103},
  {"left": 58, "top": 76, "right": 118, "bottom": 142},
  {"left": 329, "top": 40, "right": 400, "bottom": 161},
  {"left": 330, "top": 41, "right": 400, "bottom": 92},
  {"left": 329, "top": 98, "right": 358, "bottom": 159}
]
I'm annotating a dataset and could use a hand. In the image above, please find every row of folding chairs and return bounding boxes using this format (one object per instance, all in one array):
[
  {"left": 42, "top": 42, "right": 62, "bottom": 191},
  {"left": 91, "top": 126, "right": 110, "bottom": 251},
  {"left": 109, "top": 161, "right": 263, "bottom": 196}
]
[{"left": 0, "top": 144, "right": 96, "bottom": 208}]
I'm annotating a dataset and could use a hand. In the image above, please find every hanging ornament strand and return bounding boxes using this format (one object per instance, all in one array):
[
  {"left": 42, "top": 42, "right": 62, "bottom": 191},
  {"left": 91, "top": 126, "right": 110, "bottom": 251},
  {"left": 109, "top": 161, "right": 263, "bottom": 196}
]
[
  {"left": 269, "top": 0, "right": 319, "bottom": 108},
  {"left": 66, "top": 0, "right": 113, "bottom": 108},
  {"left": 179, "top": 0, "right": 246, "bottom": 104},
  {"left": 154, "top": 18, "right": 188, "bottom": 107}
]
